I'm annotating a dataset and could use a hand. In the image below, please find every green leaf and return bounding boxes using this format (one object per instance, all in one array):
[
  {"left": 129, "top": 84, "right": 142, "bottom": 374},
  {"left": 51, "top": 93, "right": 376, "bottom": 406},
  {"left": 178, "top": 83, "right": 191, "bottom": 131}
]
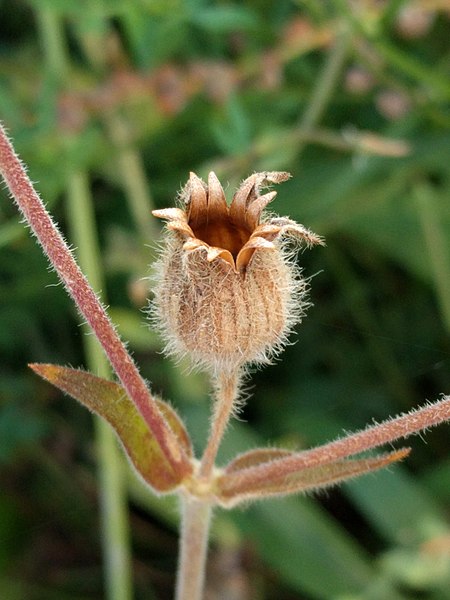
[
  {"left": 233, "top": 497, "right": 374, "bottom": 598},
  {"left": 0, "top": 220, "right": 24, "bottom": 249},
  {"left": 29, "top": 364, "right": 193, "bottom": 493},
  {"left": 108, "top": 308, "right": 160, "bottom": 352},
  {"left": 344, "top": 465, "right": 449, "bottom": 545},
  {"left": 0, "top": 400, "right": 48, "bottom": 464},
  {"left": 191, "top": 6, "right": 259, "bottom": 33}
]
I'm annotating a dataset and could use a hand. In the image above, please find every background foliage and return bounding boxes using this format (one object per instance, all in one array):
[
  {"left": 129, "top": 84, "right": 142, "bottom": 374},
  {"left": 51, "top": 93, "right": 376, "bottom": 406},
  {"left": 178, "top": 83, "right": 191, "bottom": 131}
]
[{"left": 1, "top": 1, "right": 449, "bottom": 598}]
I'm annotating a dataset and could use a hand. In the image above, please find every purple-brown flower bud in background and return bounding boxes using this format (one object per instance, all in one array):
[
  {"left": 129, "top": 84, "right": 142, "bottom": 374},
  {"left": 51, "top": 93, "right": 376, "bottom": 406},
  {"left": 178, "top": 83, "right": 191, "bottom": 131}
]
[{"left": 151, "top": 172, "right": 323, "bottom": 373}]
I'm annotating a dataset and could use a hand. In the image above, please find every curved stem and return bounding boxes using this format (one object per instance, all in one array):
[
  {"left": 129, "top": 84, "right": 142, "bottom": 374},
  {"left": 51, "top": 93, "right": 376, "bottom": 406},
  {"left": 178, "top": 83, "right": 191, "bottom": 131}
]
[
  {"left": 32, "top": 9, "right": 134, "bottom": 598},
  {"left": 0, "top": 124, "right": 190, "bottom": 477},
  {"left": 23, "top": 6, "right": 191, "bottom": 477},
  {"left": 176, "top": 496, "right": 212, "bottom": 600},
  {"left": 67, "top": 170, "right": 133, "bottom": 600},
  {"left": 199, "top": 371, "right": 240, "bottom": 479},
  {"left": 296, "top": 22, "right": 352, "bottom": 155}
]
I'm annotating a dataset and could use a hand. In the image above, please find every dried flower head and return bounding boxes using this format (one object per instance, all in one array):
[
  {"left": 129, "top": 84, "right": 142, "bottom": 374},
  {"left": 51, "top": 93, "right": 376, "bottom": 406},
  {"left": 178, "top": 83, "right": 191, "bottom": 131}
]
[{"left": 151, "top": 171, "right": 323, "bottom": 373}]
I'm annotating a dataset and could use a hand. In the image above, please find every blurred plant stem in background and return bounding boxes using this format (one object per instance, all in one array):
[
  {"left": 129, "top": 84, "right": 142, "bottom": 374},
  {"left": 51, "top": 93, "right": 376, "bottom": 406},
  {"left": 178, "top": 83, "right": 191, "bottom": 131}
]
[
  {"left": 66, "top": 171, "right": 133, "bottom": 600},
  {"left": 72, "top": 16, "right": 159, "bottom": 248},
  {"left": 103, "top": 112, "right": 158, "bottom": 245},
  {"left": 415, "top": 184, "right": 450, "bottom": 332},
  {"left": 35, "top": 8, "right": 133, "bottom": 599},
  {"left": 207, "top": 20, "right": 353, "bottom": 177},
  {"left": 325, "top": 246, "right": 418, "bottom": 409},
  {"left": 295, "top": 20, "right": 352, "bottom": 157}
]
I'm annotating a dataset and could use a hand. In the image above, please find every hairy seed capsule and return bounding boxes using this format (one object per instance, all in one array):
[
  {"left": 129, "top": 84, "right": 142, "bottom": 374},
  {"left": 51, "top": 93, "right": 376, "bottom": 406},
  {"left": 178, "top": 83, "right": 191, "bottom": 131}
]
[{"left": 151, "top": 171, "right": 323, "bottom": 373}]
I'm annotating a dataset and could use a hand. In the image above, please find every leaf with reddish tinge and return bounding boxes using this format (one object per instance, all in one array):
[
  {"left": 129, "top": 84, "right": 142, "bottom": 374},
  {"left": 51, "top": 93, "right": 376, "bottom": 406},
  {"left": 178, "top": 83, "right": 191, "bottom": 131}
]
[
  {"left": 216, "top": 448, "right": 410, "bottom": 507},
  {"left": 30, "top": 364, "right": 193, "bottom": 493},
  {"left": 225, "top": 448, "right": 294, "bottom": 472}
]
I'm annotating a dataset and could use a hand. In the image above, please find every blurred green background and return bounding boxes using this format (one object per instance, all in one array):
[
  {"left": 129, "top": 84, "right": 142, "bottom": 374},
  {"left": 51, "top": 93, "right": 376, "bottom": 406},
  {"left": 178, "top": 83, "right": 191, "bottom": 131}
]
[{"left": 1, "top": 1, "right": 449, "bottom": 598}]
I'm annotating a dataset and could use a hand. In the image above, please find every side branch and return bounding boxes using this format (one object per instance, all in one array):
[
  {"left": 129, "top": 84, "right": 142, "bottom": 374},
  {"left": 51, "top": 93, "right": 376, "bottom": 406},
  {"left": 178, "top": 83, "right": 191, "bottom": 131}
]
[
  {"left": 220, "top": 396, "right": 450, "bottom": 495},
  {"left": 0, "top": 123, "right": 190, "bottom": 478}
]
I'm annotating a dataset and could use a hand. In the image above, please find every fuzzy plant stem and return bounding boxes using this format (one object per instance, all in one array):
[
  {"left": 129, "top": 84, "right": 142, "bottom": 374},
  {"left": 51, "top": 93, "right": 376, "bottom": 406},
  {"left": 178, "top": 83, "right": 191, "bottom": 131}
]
[
  {"left": 221, "top": 396, "right": 450, "bottom": 496},
  {"left": 199, "top": 371, "right": 240, "bottom": 479},
  {"left": 66, "top": 170, "right": 133, "bottom": 600},
  {"left": 31, "top": 7, "right": 186, "bottom": 470},
  {"left": 0, "top": 124, "right": 190, "bottom": 478},
  {"left": 34, "top": 10, "right": 133, "bottom": 596},
  {"left": 176, "top": 371, "right": 240, "bottom": 599},
  {"left": 176, "top": 496, "right": 212, "bottom": 600}
]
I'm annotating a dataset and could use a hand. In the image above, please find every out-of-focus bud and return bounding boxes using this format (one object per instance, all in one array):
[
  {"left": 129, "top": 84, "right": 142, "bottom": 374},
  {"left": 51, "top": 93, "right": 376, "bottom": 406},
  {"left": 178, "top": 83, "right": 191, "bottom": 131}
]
[
  {"left": 375, "top": 90, "right": 411, "bottom": 120},
  {"left": 395, "top": 4, "right": 435, "bottom": 39},
  {"left": 128, "top": 277, "right": 149, "bottom": 308},
  {"left": 344, "top": 67, "right": 375, "bottom": 95},
  {"left": 151, "top": 172, "right": 323, "bottom": 373}
]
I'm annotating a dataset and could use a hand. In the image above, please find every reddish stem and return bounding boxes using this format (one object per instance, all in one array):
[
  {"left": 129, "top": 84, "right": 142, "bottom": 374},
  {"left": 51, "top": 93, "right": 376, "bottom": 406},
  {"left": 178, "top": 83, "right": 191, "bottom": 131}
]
[
  {"left": 220, "top": 396, "right": 450, "bottom": 495},
  {"left": 0, "top": 123, "right": 190, "bottom": 479}
]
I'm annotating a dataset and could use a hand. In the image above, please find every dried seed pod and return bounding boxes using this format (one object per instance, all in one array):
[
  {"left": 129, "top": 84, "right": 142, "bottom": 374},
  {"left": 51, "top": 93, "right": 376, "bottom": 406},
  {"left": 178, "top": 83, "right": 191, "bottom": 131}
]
[{"left": 151, "top": 172, "right": 323, "bottom": 373}]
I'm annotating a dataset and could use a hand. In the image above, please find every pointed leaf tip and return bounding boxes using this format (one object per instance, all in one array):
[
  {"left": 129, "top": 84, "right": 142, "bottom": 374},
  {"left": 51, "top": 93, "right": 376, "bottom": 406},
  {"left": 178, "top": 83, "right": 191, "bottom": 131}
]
[
  {"left": 30, "top": 364, "right": 193, "bottom": 493},
  {"left": 216, "top": 447, "right": 411, "bottom": 507}
]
